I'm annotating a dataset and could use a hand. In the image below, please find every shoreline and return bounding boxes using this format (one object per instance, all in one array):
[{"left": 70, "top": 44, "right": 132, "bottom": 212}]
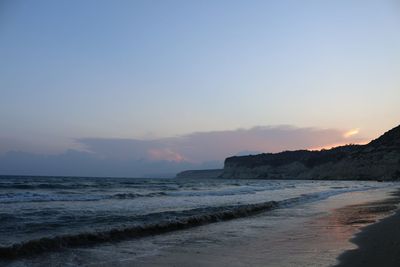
[
  {"left": 336, "top": 190, "right": 400, "bottom": 266},
  {"left": 133, "top": 187, "right": 400, "bottom": 267},
  {"left": 3, "top": 185, "right": 399, "bottom": 266}
]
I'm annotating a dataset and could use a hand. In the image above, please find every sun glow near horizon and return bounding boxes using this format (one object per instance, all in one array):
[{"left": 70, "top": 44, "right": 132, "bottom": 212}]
[
  {"left": 309, "top": 128, "right": 367, "bottom": 151},
  {"left": 343, "top": 129, "right": 360, "bottom": 138}
]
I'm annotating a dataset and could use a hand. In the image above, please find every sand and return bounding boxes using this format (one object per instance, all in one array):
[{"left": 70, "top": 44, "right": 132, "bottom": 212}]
[
  {"left": 5, "top": 187, "right": 400, "bottom": 267},
  {"left": 336, "top": 191, "right": 400, "bottom": 267},
  {"left": 131, "top": 188, "right": 400, "bottom": 267}
]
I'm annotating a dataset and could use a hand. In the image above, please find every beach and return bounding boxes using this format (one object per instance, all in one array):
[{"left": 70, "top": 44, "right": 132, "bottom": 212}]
[
  {"left": 1, "top": 177, "right": 399, "bottom": 266},
  {"left": 133, "top": 187, "right": 400, "bottom": 267},
  {"left": 2, "top": 0, "right": 399, "bottom": 266},
  {"left": 337, "top": 190, "right": 400, "bottom": 267}
]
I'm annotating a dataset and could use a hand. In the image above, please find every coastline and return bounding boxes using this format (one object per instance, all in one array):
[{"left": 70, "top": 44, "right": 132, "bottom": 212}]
[
  {"left": 3, "top": 183, "right": 399, "bottom": 267},
  {"left": 336, "top": 190, "right": 400, "bottom": 267},
  {"left": 132, "top": 187, "right": 400, "bottom": 267}
]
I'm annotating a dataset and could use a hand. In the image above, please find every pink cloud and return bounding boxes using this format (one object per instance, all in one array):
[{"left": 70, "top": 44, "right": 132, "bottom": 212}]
[
  {"left": 77, "top": 125, "right": 369, "bottom": 163},
  {"left": 147, "top": 148, "right": 186, "bottom": 162}
]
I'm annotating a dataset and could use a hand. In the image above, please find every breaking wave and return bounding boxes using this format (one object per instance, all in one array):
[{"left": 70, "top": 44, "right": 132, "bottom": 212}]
[
  {"left": 0, "top": 200, "right": 278, "bottom": 259},
  {"left": 0, "top": 186, "right": 374, "bottom": 259}
]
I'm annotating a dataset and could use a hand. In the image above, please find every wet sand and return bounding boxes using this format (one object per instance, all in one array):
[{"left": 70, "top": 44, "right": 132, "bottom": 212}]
[
  {"left": 132, "top": 188, "right": 400, "bottom": 267},
  {"left": 6, "top": 187, "right": 399, "bottom": 267},
  {"left": 336, "top": 190, "right": 400, "bottom": 267}
]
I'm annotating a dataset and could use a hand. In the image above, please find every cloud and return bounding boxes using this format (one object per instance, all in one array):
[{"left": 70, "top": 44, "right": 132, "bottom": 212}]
[
  {"left": 0, "top": 150, "right": 221, "bottom": 178},
  {"left": 0, "top": 125, "right": 368, "bottom": 177},
  {"left": 147, "top": 148, "right": 186, "bottom": 162},
  {"left": 78, "top": 125, "right": 367, "bottom": 163},
  {"left": 343, "top": 128, "right": 360, "bottom": 138}
]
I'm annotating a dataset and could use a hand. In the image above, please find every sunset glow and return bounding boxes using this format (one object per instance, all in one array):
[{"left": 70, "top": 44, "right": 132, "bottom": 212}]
[
  {"left": 147, "top": 148, "right": 186, "bottom": 162},
  {"left": 343, "top": 129, "right": 360, "bottom": 138},
  {"left": 0, "top": 0, "right": 399, "bottom": 177}
]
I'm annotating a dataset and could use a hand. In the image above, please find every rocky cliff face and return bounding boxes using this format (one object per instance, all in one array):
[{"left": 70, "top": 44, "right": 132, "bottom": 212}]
[{"left": 221, "top": 125, "right": 400, "bottom": 180}]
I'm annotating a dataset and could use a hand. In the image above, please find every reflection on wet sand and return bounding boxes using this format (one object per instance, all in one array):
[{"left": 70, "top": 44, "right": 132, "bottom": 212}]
[{"left": 133, "top": 188, "right": 400, "bottom": 267}]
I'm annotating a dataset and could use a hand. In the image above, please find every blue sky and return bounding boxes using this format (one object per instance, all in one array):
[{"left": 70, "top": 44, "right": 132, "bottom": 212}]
[{"left": 0, "top": 0, "right": 399, "bottom": 176}]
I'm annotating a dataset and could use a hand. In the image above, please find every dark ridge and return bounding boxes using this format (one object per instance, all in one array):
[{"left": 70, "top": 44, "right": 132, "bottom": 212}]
[
  {"left": 220, "top": 124, "right": 400, "bottom": 180},
  {"left": 0, "top": 201, "right": 278, "bottom": 260},
  {"left": 367, "top": 124, "right": 400, "bottom": 148},
  {"left": 223, "top": 144, "right": 364, "bottom": 169}
]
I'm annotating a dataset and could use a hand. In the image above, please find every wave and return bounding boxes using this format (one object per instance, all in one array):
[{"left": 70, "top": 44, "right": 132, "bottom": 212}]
[
  {"left": 0, "top": 191, "right": 171, "bottom": 203},
  {"left": 0, "top": 192, "right": 105, "bottom": 203},
  {"left": 0, "top": 186, "right": 375, "bottom": 259},
  {"left": 0, "top": 185, "right": 286, "bottom": 203},
  {"left": 0, "top": 200, "right": 279, "bottom": 259},
  {"left": 0, "top": 186, "right": 281, "bottom": 203},
  {"left": 0, "top": 182, "right": 383, "bottom": 260},
  {"left": 111, "top": 192, "right": 167, "bottom": 199},
  {"left": 0, "top": 183, "right": 92, "bottom": 190},
  {"left": 165, "top": 186, "right": 273, "bottom": 197},
  {"left": 0, "top": 182, "right": 176, "bottom": 191},
  {"left": 278, "top": 186, "right": 376, "bottom": 207}
]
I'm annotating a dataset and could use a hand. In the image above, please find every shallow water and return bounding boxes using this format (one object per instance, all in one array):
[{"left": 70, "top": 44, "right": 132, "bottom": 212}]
[{"left": 0, "top": 176, "right": 397, "bottom": 265}]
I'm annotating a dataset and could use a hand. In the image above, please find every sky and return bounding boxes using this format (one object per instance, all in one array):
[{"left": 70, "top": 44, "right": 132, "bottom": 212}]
[{"left": 0, "top": 0, "right": 399, "bottom": 177}]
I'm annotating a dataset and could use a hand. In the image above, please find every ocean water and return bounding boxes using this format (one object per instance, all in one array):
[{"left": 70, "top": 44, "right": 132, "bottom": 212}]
[{"left": 0, "top": 176, "right": 395, "bottom": 265}]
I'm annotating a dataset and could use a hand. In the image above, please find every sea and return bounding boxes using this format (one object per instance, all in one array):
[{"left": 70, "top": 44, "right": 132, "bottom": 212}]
[{"left": 0, "top": 176, "right": 397, "bottom": 266}]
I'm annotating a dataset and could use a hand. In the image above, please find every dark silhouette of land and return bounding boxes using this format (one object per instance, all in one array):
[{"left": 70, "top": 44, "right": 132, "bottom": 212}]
[{"left": 178, "top": 124, "right": 400, "bottom": 180}]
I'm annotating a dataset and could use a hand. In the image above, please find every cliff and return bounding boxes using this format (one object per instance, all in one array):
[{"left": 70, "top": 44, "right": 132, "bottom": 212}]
[{"left": 221, "top": 125, "right": 400, "bottom": 180}]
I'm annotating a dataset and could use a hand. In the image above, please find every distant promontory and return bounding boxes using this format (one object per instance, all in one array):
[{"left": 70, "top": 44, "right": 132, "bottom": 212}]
[{"left": 176, "top": 125, "right": 400, "bottom": 181}]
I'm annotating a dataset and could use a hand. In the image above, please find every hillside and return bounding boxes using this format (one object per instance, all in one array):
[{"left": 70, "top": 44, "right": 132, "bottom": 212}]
[{"left": 221, "top": 125, "right": 400, "bottom": 180}]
